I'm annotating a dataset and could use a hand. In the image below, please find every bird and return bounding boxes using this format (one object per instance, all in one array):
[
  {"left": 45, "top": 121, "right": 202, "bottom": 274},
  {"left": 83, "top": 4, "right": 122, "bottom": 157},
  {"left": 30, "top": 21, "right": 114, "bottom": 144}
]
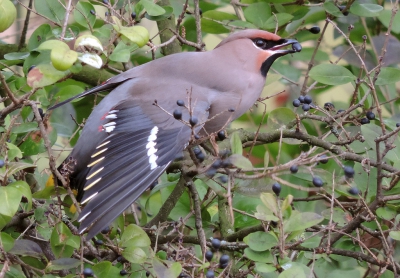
[{"left": 50, "top": 29, "right": 302, "bottom": 239}]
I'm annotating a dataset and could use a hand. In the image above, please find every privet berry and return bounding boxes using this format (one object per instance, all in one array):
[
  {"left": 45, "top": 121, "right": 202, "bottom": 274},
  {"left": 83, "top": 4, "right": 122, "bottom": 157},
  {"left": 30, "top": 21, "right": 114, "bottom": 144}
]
[
  {"left": 396, "top": 123, "right": 400, "bottom": 128},
  {"left": 366, "top": 111, "right": 375, "bottom": 120},
  {"left": 343, "top": 166, "right": 355, "bottom": 178},
  {"left": 94, "top": 239, "right": 103, "bottom": 245},
  {"left": 290, "top": 165, "right": 298, "bottom": 173},
  {"left": 102, "top": 0, "right": 109, "bottom": 4},
  {"left": 312, "top": 177, "right": 324, "bottom": 187},
  {"left": 309, "top": 26, "right": 320, "bottom": 34},
  {"left": 90, "top": 10, "right": 96, "bottom": 15},
  {"left": 211, "top": 238, "right": 221, "bottom": 249},
  {"left": 348, "top": 187, "right": 360, "bottom": 195},
  {"left": 339, "top": 6, "right": 349, "bottom": 16},
  {"left": 302, "top": 104, "right": 310, "bottom": 112},
  {"left": 298, "top": 96, "right": 305, "bottom": 103},
  {"left": 319, "top": 155, "right": 329, "bottom": 164},
  {"left": 177, "top": 100, "right": 185, "bottom": 106},
  {"left": 189, "top": 116, "right": 198, "bottom": 126},
  {"left": 205, "top": 250, "right": 214, "bottom": 261},
  {"left": 217, "top": 130, "right": 226, "bottom": 140},
  {"left": 337, "top": 109, "right": 345, "bottom": 114},
  {"left": 219, "top": 254, "right": 230, "bottom": 267},
  {"left": 272, "top": 182, "right": 281, "bottom": 196},
  {"left": 360, "top": 118, "right": 370, "bottom": 125},
  {"left": 206, "top": 168, "right": 217, "bottom": 178},
  {"left": 324, "top": 102, "right": 335, "bottom": 111},
  {"left": 206, "top": 270, "right": 215, "bottom": 278},
  {"left": 131, "top": 12, "right": 136, "bottom": 19},
  {"left": 0, "top": 160, "right": 5, "bottom": 168},
  {"left": 101, "top": 226, "right": 110, "bottom": 234},
  {"left": 83, "top": 268, "right": 94, "bottom": 277},
  {"left": 293, "top": 99, "right": 301, "bottom": 107},
  {"left": 304, "top": 95, "right": 312, "bottom": 104},
  {"left": 196, "top": 152, "right": 205, "bottom": 162},
  {"left": 173, "top": 109, "right": 182, "bottom": 120},
  {"left": 120, "top": 269, "right": 128, "bottom": 276},
  {"left": 211, "top": 159, "right": 222, "bottom": 169},
  {"left": 219, "top": 175, "right": 228, "bottom": 183}
]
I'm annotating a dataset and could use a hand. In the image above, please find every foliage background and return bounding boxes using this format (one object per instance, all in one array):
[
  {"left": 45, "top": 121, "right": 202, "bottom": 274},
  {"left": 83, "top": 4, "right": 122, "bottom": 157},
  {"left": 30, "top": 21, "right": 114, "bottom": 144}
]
[{"left": 1, "top": 0, "right": 400, "bottom": 277}]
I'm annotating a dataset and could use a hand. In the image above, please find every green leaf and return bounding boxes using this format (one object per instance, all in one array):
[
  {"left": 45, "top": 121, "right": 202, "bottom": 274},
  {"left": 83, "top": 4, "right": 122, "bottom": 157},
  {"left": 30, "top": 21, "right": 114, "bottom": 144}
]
[
  {"left": 122, "top": 246, "right": 147, "bottom": 264},
  {"left": 230, "top": 131, "right": 242, "bottom": 155},
  {"left": 255, "top": 262, "right": 276, "bottom": 274},
  {"left": 0, "top": 232, "right": 15, "bottom": 252},
  {"left": 229, "top": 154, "right": 252, "bottom": 170},
  {"left": 309, "top": 64, "right": 356, "bottom": 85},
  {"left": 27, "top": 64, "right": 68, "bottom": 88},
  {"left": 50, "top": 222, "right": 80, "bottom": 258},
  {"left": 152, "top": 258, "right": 182, "bottom": 278},
  {"left": 47, "top": 258, "right": 80, "bottom": 271},
  {"left": 284, "top": 212, "right": 324, "bottom": 233},
  {"left": 93, "top": 261, "right": 121, "bottom": 278},
  {"left": 323, "top": 2, "right": 343, "bottom": 17},
  {"left": 11, "top": 122, "right": 38, "bottom": 134},
  {"left": 9, "top": 181, "right": 32, "bottom": 211},
  {"left": 389, "top": 231, "right": 400, "bottom": 241},
  {"left": 3, "top": 162, "right": 35, "bottom": 178},
  {"left": 6, "top": 142, "right": 22, "bottom": 160},
  {"left": 350, "top": 3, "right": 383, "bottom": 17},
  {"left": 112, "top": 18, "right": 149, "bottom": 48},
  {"left": 0, "top": 185, "right": 22, "bottom": 229},
  {"left": 266, "top": 107, "right": 296, "bottom": 131},
  {"left": 378, "top": 10, "right": 400, "bottom": 34},
  {"left": 145, "top": 6, "right": 174, "bottom": 21},
  {"left": 260, "top": 193, "right": 278, "bottom": 216},
  {"left": 4, "top": 52, "right": 30, "bottom": 61},
  {"left": 278, "top": 266, "right": 306, "bottom": 278},
  {"left": 9, "top": 239, "right": 43, "bottom": 258},
  {"left": 264, "top": 13, "right": 293, "bottom": 29},
  {"left": 139, "top": 0, "right": 165, "bottom": 16},
  {"left": 244, "top": 248, "right": 273, "bottom": 263},
  {"left": 376, "top": 206, "right": 397, "bottom": 220},
  {"left": 27, "top": 24, "right": 52, "bottom": 51},
  {"left": 201, "top": 11, "right": 237, "bottom": 34},
  {"left": 34, "top": 0, "right": 65, "bottom": 25},
  {"left": 109, "top": 42, "right": 138, "bottom": 63},
  {"left": 120, "top": 224, "right": 151, "bottom": 248},
  {"left": 54, "top": 85, "right": 85, "bottom": 103},
  {"left": 244, "top": 2, "right": 271, "bottom": 28},
  {"left": 375, "top": 67, "right": 400, "bottom": 85},
  {"left": 243, "top": 231, "right": 278, "bottom": 252},
  {"left": 73, "top": 1, "right": 96, "bottom": 28}
]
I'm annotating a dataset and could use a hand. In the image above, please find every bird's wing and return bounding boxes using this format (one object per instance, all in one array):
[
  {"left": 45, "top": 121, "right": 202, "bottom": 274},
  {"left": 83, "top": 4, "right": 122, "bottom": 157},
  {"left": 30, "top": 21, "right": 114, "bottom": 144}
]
[{"left": 77, "top": 99, "right": 209, "bottom": 238}]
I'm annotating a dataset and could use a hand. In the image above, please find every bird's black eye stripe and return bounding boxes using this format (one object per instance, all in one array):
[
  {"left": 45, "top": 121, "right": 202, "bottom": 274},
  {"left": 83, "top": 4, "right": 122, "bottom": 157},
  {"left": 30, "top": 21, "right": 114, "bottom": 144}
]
[{"left": 252, "top": 38, "right": 287, "bottom": 50}]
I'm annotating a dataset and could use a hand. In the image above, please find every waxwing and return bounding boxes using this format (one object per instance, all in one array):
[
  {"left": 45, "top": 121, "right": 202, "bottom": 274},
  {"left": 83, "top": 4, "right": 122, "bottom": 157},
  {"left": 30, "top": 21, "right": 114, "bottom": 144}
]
[{"left": 50, "top": 29, "right": 302, "bottom": 238}]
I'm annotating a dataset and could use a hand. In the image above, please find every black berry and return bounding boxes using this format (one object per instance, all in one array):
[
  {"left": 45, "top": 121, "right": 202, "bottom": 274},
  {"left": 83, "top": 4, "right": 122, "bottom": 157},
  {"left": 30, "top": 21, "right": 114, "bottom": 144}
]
[
  {"left": 360, "top": 118, "right": 370, "bottom": 125},
  {"left": 343, "top": 166, "right": 355, "bottom": 178},
  {"left": 38, "top": 108, "right": 45, "bottom": 119},
  {"left": 193, "top": 147, "right": 201, "bottom": 155},
  {"left": 206, "top": 270, "right": 215, "bottom": 278},
  {"left": 339, "top": 6, "right": 349, "bottom": 16},
  {"left": 94, "top": 239, "right": 103, "bottom": 245},
  {"left": 189, "top": 116, "right": 198, "bottom": 126},
  {"left": 105, "top": 11, "right": 109, "bottom": 16},
  {"left": 101, "top": 227, "right": 110, "bottom": 234},
  {"left": 131, "top": 12, "right": 136, "bottom": 19},
  {"left": 366, "top": 111, "right": 375, "bottom": 120},
  {"left": 196, "top": 152, "right": 205, "bottom": 162},
  {"left": 337, "top": 109, "right": 345, "bottom": 114},
  {"left": 228, "top": 108, "right": 235, "bottom": 112},
  {"left": 290, "top": 165, "right": 298, "bottom": 173},
  {"left": 324, "top": 102, "right": 335, "bottom": 111},
  {"left": 206, "top": 168, "right": 217, "bottom": 178},
  {"left": 211, "top": 238, "right": 221, "bottom": 249},
  {"left": 205, "top": 250, "right": 213, "bottom": 261},
  {"left": 304, "top": 95, "right": 312, "bottom": 104},
  {"left": 221, "top": 159, "right": 232, "bottom": 168},
  {"left": 309, "top": 26, "right": 320, "bottom": 34},
  {"left": 177, "top": 100, "right": 185, "bottom": 106},
  {"left": 312, "top": 177, "right": 324, "bottom": 187},
  {"left": 219, "top": 175, "right": 228, "bottom": 183},
  {"left": 90, "top": 10, "right": 96, "bottom": 15},
  {"left": 348, "top": 187, "right": 359, "bottom": 195},
  {"left": 293, "top": 99, "right": 301, "bottom": 107},
  {"left": 211, "top": 159, "right": 222, "bottom": 169},
  {"left": 102, "top": 0, "right": 109, "bottom": 4},
  {"left": 83, "top": 268, "right": 94, "bottom": 277},
  {"left": 219, "top": 254, "right": 230, "bottom": 265},
  {"left": 272, "top": 182, "right": 281, "bottom": 196},
  {"left": 302, "top": 104, "right": 310, "bottom": 111},
  {"left": 217, "top": 130, "right": 226, "bottom": 140},
  {"left": 298, "top": 96, "right": 305, "bottom": 103},
  {"left": 173, "top": 109, "right": 182, "bottom": 120},
  {"left": 120, "top": 269, "right": 128, "bottom": 276},
  {"left": 396, "top": 123, "right": 400, "bottom": 128},
  {"left": 319, "top": 155, "right": 329, "bottom": 164},
  {"left": 0, "top": 160, "right": 5, "bottom": 168}
]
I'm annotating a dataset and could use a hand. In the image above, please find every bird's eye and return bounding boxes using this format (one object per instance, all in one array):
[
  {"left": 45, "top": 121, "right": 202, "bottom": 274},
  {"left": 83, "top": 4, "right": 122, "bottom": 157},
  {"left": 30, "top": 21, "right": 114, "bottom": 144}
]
[{"left": 255, "top": 39, "right": 267, "bottom": 49}]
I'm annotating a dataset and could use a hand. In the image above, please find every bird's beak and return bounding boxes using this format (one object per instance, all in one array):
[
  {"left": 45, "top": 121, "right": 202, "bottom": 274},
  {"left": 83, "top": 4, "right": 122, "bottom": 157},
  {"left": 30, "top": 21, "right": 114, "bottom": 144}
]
[{"left": 271, "top": 39, "right": 302, "bottom": 54}]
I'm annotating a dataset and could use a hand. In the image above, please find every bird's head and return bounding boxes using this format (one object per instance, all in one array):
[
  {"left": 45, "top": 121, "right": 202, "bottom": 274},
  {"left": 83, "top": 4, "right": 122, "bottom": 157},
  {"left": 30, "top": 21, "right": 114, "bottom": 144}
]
[{"left": 215, "top": 29, "right": 302, "bottom": 77}]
